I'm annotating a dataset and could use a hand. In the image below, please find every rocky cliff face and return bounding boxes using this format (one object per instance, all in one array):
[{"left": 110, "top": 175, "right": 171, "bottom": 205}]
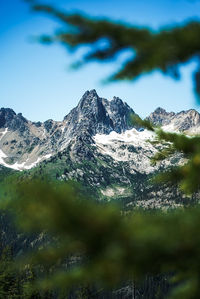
[
  {"left": 64, "top": 90, "right": 134, "bottom": 136},
  {"left": 1, "top": 90, "right": 200, "bottom": 209},
  {"left": 0, "top": 90, "right": 136, "bottom": 170},
  {"left": 148, "top": 107, "right": 200, "bottom": 133}
]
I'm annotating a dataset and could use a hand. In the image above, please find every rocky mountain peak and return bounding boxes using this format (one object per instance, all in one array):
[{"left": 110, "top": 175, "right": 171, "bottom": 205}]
[
  {"left": 78, "top": 89, "right": 99, "bottom": 109},
  {"left": 0, "top": 108, "right": 16, "bottom": 128},
  {"left": 0, "top": 108, "right": 29, "bottom": 134},
  {"left": 64, "top": 90, "right": 135, "bottom": 137},
  {"left": 154, "top": 107, "right": 167, "bottom": 114},
  {"left": 1, "top": 91, "right": 200, "bottom": 171},
  {"left": 148, "top": 107, "right": 175, "bottom": 126},
  {"left": 184, "top": 109, "right": 200, "bottom": 125},
  {"left": 147, "top": 107, "right": 200, "bottom": 132},
  {"left": 83, "top": 89, "right": 98, "bottom": 97},
  {"left": 112, "top": 96, "right": 123, "bottom": 104}
]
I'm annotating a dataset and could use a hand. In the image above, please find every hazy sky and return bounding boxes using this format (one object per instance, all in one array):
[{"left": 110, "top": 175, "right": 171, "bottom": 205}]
[{"left": 1, "top": 0, "right": 200, "bottom": 121}]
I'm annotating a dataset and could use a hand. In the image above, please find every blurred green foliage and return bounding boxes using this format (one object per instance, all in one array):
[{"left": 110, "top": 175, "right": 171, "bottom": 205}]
[
  {"left": 0, "top": 245, "right": 48, "bottom": 298},
  {"left": 27, "top": 1, "right": 200, "bottom": 100},
  {"left": 0, "top": 179, "right": 199, "bottom": 298}
]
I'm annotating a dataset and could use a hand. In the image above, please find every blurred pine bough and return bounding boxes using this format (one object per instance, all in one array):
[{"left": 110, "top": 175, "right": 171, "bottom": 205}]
[
  {"left": 26, "top": 0, "right": 200, "bottom": 101},
  {"left": 3, "top": 0, "right": 200, "bottom": 298},
  {"left": 2, "top": 177, "right": 200, "bottom": 298}
]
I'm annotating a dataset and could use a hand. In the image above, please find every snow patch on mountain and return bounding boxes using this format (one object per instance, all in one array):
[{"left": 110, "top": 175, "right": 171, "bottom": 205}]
[
  {"left": 0, "top": 152, "right": 52, "bottom": 171},
  {"left": 161, "top": 124, "right": 177, "bottom": 133},
  {"left": 93, "top": 129, "right": 157, "bottom": 173},
  {"left": 0, "top": 128, "right": 8, "bottom": 140},
  {"left": 1, "top": 91, "right": 200, "bottom": 173},
  {"left": 0, "top": 149, "right": 28, "bottom": 171},
  {"left": 22, "top": 154, "right": 52, "bottom": 170},
  {"left": 94, "top": 128, "right": 155, "bottom": 145},
  {"left": 0, "top": 149, "right": 8, "bottom": 166}
]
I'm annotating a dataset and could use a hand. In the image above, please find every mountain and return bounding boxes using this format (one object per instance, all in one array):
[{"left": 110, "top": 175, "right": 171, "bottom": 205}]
[
  {"left": 0, "top": 90, "right": 135, "bottom": 170},
  {"left": 148, "top": 107, "right": 200, "bottom": 133},
  {"left": 1, "top": 90, "right": 200, "bottom": 209}
]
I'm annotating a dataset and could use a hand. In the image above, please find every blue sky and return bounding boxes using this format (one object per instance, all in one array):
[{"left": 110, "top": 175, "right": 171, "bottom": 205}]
[{"left": 1, "top": 0, "right": 200, "bottom": 121}]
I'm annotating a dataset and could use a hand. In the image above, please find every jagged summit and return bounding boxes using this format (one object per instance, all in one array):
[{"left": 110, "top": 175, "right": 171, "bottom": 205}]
[
  {"left": 0, "top": 108, "right": 16, "bottom": 128},
  {"left": 83, "top": 89, "right": 98, "bottom": 97},
  {"left": 153, "top": 107, "right": 167, "bottom": 114},
  {"left": 148, "top": 107, "right": 200, "bottom": 132},
  {"left": 0, "top": 90, "right": 135, "bottom": 170},
  {"left": 1, "top": 90, "right": 200, "bottom": 171},
  {"left": 0, "top": 108, "right": 28, "bottom": 133},
  {"left": 147, "top": 107, "right": 175, "bottom": 126},
  {"left": 76, "top": 89, "right": 130, "bottom": 115},
  {"left": 112, "top": 96, "right": 124, "bottom": 104},
  {"left": 64, "top": 89, "right": 135, "bottom": 136},
  {"left": 78, "top": 89, "right": 99, "bottom": 109}
]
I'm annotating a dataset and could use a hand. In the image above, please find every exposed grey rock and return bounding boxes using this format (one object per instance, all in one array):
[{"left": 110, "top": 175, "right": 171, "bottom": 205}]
[
  {"left": 63, "top": 89, "right": 135, "bottom": 137},
  {"left": 0, "top": 108, "right": 16, "bottom": 128},
  {"left": 1, "top": 90, "right": 200, "bottom": 172},
  {"left": 0, "top": 90, "right": 136, "bottom": 169},
  {"left": 148, "top": 107, "right": 175, "bottom": 125},
  {"left": 148, "top": 107, "right": 200, "bottom": 132}
]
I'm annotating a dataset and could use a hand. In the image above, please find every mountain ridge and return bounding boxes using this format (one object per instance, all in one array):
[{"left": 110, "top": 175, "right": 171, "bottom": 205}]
[
  {"left": 0, "top": 90, "right": 136, "bottom": 170},
  {"left": 1, "top": 89, "right": 200, "bottom": 172},
  {"left": 1, "top": 89, "right": 200, "bottom": 210}
]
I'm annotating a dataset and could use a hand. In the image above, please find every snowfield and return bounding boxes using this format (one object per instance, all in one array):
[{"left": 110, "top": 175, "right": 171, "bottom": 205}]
[{"left": 93, "top": 129, "right": 158, "bottom": 174}]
